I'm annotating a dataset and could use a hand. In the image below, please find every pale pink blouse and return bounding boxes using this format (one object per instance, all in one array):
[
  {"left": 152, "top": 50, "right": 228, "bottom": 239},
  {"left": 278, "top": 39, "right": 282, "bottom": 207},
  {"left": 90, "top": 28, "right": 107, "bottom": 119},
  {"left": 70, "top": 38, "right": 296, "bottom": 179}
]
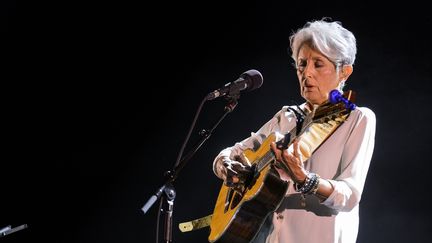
[{"left": 213, "top": 104, "right": 376, "bottom": 243}]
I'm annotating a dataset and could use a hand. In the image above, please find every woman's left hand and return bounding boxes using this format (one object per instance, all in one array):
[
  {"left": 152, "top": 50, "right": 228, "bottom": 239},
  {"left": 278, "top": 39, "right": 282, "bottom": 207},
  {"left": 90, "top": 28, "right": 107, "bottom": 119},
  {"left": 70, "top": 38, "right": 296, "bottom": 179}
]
[{"left": 270, "top": 139, "right": 307, "bottom": 184}]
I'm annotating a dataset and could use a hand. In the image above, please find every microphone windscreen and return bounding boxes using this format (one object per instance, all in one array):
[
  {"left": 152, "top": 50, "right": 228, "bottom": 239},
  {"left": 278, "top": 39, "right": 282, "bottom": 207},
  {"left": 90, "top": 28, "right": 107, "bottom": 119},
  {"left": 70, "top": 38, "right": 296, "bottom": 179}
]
[{"left": 241, "top": 69, "right": 263, "bottom": 92}]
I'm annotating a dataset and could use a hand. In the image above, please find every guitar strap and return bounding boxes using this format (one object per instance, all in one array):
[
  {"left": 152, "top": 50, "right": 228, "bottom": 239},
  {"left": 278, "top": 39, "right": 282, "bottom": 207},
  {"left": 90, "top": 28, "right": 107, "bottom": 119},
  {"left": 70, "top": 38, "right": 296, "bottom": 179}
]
[
  {"left": 298, "top": 112, "right": 350, "bottom": 161},
  {"left": 179, "top": 214, "right": 213, "bottom": 233},
  {"left": 179, "top": 105, "right": 352, "bottom": 233}
]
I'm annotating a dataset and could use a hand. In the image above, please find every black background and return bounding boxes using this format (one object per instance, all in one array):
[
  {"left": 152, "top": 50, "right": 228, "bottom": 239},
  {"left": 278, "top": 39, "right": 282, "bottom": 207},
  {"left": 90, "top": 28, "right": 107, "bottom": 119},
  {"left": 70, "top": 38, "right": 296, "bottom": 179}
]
[{"left": 2, "top": 1, "right": 432, "bottom": 242}]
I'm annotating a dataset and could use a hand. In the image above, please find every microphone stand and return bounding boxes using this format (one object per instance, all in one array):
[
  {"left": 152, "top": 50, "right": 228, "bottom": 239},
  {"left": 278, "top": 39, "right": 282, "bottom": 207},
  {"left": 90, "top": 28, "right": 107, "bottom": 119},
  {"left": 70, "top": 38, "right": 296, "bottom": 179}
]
[
  {"left": 0, "top": 224, "right": 28, "bottom": 238},
  {"left": 142, "top": 95, "right": 239, "bottom": 243}
]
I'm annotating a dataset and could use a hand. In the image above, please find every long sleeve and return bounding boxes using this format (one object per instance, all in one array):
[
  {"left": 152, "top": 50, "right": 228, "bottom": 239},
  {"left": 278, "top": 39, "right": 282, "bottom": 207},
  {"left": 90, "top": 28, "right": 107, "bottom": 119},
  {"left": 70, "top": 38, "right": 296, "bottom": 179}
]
[{"left": 321, "top": 107, "right": 376, "bottom": 211}]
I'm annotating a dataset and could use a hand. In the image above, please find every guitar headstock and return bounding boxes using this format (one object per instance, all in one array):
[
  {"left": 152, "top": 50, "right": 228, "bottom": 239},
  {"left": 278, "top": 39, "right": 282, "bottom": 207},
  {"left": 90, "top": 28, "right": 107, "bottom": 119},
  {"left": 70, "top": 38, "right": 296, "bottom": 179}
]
[{"left": 312, "top": 90, "right": 356, "bottom": 124}]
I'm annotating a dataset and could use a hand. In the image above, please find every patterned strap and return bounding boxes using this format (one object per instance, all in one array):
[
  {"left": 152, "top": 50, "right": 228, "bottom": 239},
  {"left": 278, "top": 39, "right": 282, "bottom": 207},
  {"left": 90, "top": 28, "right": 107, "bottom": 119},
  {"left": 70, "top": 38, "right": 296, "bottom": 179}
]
[{"left": 298, "top": 113, "right": 349, "bottom": 160}]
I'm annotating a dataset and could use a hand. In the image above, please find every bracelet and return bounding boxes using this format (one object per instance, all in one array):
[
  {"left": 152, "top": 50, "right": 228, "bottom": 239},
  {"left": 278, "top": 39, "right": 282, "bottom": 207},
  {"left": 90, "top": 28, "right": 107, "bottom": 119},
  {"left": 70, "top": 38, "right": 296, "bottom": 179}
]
[
  {"left": 294, "top": 172, "right": 320, "bottom": 194},
  {"left": 309, "top": 174, "right": 320, "bottom": 195}
]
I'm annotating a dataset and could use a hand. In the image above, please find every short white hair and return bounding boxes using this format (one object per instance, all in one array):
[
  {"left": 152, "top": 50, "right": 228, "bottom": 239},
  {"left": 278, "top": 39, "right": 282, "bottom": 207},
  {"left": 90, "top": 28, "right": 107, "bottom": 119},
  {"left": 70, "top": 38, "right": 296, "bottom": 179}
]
[{"left": 289, "top": 19, "right": 357, "bottom": 67}]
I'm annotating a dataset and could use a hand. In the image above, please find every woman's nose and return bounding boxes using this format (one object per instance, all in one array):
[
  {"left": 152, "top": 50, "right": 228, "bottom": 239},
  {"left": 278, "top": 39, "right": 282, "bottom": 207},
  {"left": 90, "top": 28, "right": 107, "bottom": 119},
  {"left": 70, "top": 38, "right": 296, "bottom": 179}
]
[{"left": 303, "top": 62, "right": 314, "bottom": 78}]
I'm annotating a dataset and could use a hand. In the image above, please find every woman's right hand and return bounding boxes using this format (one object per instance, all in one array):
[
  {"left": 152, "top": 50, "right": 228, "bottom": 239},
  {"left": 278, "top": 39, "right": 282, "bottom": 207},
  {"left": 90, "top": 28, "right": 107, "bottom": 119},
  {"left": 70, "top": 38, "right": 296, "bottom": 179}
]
[{"left": 220, "top": 155, "right": 252, "bottom": 187}]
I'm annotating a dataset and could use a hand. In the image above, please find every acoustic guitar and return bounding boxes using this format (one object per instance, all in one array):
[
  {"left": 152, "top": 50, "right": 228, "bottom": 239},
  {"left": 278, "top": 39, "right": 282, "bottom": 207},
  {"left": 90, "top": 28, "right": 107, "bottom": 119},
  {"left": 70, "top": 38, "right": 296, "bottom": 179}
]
[{"left": 208, "top": 90, "right": 356, "bottom": 243}]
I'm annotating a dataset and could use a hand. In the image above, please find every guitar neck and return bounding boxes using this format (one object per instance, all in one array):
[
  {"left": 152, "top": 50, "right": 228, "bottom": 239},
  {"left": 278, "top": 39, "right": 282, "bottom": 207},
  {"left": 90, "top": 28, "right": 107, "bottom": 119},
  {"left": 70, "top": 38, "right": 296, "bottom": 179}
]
[
  {"left": 255, "top": 150, "right": 276, "bottom": 172},
  {"left": 254, "top": 98, "right": 353, "bottom": 174}
]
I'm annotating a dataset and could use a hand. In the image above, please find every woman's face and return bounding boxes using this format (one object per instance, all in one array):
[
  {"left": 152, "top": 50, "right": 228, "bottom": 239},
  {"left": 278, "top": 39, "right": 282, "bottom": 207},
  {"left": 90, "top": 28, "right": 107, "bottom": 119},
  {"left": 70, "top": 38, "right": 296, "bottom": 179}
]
[{"left": 296, "top": 44, "right": 344, "bottom": 105}]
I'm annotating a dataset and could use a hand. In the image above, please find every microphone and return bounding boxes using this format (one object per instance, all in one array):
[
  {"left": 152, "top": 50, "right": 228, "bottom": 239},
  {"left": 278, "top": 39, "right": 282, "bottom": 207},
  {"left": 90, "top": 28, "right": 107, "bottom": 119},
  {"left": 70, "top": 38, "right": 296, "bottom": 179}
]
[
  {"left": 329, "top": 89, "right": 356, "bottom": 111},
  {"left": 206, "top": 69, "right": 263, "bottom": 100}
]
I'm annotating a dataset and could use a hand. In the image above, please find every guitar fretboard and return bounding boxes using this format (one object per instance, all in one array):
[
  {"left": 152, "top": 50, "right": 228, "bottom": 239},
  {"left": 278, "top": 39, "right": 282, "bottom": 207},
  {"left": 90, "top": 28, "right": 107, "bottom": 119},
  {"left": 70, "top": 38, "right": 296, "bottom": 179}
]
[{"left": 255, "top": 150, "right": 275, "bottom": 172}]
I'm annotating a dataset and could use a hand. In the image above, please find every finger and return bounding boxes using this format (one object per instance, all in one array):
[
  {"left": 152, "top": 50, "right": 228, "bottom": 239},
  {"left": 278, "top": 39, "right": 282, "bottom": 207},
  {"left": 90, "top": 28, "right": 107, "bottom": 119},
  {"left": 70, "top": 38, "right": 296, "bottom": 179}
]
[
  {"left": 270, "top": 142, "right": 279, "bottom": 154},
  {"left": 292, "top": 139, "right": 300, "bottom": 158},
  {"left": 227, "top": 166, "right": 239, "bottom": 175},
  {"left": 281, "top": 148, "right": 291, "bottom": 162},
  {"left": 231, "top": 176, "right": 239, "bottom": 184},
  {"left": 283, "top": 145, "right": 303, "bottom": 166},
  {"left": 277, "top": 150, "right": 296, "bottom": 178},
  {"left": 224, "top": 163, "right": 238, "bottom": 175},
  {"left": 230, "top": 161, "right": 244, "bottom": 167},
  {"left": 230, "top": 162, "right": 247, "bottom": 173},
  {"left": 224, "top": 160, "right": 241, "bottom": 172},
  {"left": 231, "top": 163, "right": 250, "bottom": 177},
  {"left": 224, "top": 176, "right": 239, "bottom": 187},
  {"left": 270, "top": 142, "right": 281, "bottom": 161},
  {"left": 224, "top": 176, "right": 233, "bottom": 186},
  {"left": 238, "top": 165, "right": 252, "bottom": 175},
  {"left": 218, "top": 165, "right": 228, "bottom": 179}
]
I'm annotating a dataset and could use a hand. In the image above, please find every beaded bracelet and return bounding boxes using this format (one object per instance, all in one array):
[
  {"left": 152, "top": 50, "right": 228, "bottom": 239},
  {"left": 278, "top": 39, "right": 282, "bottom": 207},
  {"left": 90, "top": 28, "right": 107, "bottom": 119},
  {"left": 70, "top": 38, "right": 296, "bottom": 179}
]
[
  {"left": 294, "top": 172, "right": 320, "bottom": 194},
  {"left": 309, "top": 174, "right": 321, "bottom": 194}
]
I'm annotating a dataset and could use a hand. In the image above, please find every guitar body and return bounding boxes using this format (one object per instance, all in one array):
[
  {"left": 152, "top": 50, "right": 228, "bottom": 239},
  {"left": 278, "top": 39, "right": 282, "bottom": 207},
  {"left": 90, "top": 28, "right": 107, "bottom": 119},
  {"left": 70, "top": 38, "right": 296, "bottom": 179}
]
[{"left": 208, "top": 133, "right": 289, "bottom": 243}]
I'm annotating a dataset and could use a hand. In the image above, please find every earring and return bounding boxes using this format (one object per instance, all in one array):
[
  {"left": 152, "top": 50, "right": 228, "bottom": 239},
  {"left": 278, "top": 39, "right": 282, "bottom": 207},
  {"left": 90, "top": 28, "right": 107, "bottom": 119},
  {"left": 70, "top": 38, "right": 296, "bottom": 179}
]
[{"left": 338, "top": 80, "right": 346, "bottom": 91}]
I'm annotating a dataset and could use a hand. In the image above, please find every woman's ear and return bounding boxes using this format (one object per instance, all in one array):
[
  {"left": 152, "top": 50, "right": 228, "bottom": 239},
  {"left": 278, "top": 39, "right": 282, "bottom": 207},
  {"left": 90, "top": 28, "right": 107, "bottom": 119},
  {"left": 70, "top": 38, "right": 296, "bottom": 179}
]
[{"left": 341, "top": 65, "right": 353, "bottom": 81}]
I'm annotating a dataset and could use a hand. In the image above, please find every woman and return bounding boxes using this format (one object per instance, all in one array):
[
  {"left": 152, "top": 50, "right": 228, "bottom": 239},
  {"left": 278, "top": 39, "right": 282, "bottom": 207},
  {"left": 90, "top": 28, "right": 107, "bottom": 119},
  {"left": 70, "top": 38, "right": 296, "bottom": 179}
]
[{"left": 212, "top": 19, "right": 376, "bottom": 243}]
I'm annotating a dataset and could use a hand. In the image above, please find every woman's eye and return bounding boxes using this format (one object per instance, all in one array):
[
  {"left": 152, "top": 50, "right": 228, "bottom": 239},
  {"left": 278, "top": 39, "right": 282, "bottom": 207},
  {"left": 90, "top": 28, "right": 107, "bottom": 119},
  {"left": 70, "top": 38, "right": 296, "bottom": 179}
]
[
  {"left": 297, "top": 62, "right": 306, "bottom": 70},
  {"left": 314, "top": 61, "right": 324, "bottom": 68}
]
